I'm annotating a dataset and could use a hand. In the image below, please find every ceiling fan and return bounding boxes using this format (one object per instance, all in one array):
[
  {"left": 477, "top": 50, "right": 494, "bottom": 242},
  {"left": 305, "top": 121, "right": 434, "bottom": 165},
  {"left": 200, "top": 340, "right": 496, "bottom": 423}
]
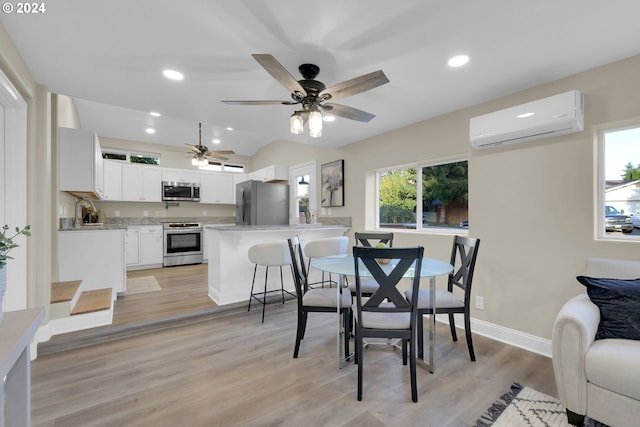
[
  {"left": 222, "top": 54, "right": 389, "bottom": 137},
  {"left": 186, "top": 122, "right": 235, "bottom": 166}
]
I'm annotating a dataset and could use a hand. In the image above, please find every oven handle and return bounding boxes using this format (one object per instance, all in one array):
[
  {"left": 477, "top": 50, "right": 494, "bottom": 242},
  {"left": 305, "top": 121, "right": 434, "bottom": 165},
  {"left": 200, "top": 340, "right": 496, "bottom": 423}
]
[{"left": 163, "top": 229, "right": 203, "bottom": 235}]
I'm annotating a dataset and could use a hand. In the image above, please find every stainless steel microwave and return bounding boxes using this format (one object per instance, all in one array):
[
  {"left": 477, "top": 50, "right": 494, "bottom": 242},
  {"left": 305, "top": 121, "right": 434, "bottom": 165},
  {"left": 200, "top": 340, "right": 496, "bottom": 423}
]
[{"left": 162, "top": 181, "right": 200, "bottom": 202}]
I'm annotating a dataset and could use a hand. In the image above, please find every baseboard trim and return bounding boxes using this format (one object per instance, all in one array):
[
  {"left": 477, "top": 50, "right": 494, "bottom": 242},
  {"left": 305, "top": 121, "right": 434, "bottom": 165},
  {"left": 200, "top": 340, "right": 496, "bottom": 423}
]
[{"left": 436, "top": 313, "right": 552, "bottom": 358}]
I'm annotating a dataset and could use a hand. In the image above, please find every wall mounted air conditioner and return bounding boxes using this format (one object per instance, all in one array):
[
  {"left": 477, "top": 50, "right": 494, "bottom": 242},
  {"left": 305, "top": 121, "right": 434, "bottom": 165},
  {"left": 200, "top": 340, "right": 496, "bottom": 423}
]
[{"left": 469, "top": 90, "right": 584, "bottom": 149}]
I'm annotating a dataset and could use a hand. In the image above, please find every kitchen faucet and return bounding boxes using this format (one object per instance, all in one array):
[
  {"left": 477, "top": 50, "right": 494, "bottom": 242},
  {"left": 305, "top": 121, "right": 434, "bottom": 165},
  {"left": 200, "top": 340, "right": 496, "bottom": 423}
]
[{"left": 74, "top": 197, "right": 97, "bottom": 228}]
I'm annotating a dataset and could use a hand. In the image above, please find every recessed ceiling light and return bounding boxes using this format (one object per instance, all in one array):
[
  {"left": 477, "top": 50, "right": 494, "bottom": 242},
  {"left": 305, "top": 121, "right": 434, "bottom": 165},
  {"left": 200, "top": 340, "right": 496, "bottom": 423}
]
[
  {"left": 212, "top": 138, "right": 221, "bottom": 144},
  {"left": 226, "top": 127, "right": 234, "bottom": 131},
  {"left": 448, "top": 55, "right": 470, "bottom": 68},
  {"left": 517, "top": 112, "right": 535, "bottom": 118},
  {"left": 145, "top": 128, "right": 156, "bottom": 134},
  {"left": 150, "top": 111, "right": 160, "bottom": 117},
  {"left": 323, "top": 115, "right": 336, "bottom": 122},
  {"left": 162, "top": 69, "right": 184, "bottom": 80}
]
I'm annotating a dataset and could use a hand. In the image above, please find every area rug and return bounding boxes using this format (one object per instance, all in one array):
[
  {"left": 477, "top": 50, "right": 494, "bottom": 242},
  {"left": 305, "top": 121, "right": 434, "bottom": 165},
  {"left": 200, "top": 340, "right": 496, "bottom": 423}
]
[
  {"left": 475, "top": 383, "right": 609, "bottom": 427},
  {"left": 125, "top": 276, "right": 162, "bottom": 295}
]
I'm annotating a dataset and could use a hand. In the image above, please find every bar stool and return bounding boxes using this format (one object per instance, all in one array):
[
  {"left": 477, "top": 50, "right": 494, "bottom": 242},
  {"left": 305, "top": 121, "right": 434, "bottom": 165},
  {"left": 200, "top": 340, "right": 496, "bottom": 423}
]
[
  {"left": 304, "top": 236, "right": 349, "bottom": 288},
  {"left": 247, "top": 240, "right": 295, "bottom": 323}
]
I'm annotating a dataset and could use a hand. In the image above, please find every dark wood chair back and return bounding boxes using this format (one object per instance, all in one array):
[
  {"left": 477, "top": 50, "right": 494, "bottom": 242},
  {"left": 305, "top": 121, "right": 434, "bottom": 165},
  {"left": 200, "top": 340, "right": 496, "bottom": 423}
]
[{"left": 354, "top": 232, "right": 394, "bottom": 248}]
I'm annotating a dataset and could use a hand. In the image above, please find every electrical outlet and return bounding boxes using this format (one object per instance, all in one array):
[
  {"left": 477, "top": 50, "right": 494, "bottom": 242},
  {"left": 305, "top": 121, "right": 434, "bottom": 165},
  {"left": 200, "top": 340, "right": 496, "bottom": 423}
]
[
  {"left": 202, "top": 210, "right": 208, "bottom": 217},
  {"left": 143, "top": 210, "right": 148, "bottom": 217},
  {"left": 114, "top": 210, "right": 120, "bottom": 217},
  {"left": 475, "top": 296, "right": 485, "bottom": 310}
]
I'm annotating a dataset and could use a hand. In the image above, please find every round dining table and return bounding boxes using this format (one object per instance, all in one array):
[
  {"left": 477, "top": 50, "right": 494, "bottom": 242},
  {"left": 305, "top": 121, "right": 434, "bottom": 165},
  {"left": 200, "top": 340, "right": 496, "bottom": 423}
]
[{"left": 311, "top": 254, "right": 453, "bottom": 371}]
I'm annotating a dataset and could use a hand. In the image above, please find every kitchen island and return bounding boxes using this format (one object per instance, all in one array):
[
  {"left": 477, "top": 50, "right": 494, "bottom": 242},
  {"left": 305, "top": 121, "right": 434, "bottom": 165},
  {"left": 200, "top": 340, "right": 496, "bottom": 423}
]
[{"left": 205, "top": 224, "right": 349, "bottom": 305}]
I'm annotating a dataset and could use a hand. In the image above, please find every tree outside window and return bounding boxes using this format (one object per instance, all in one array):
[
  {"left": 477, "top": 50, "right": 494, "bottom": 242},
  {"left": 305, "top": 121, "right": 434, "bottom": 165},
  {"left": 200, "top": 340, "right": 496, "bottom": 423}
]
[{"left": 378, "top": 160, "right": 468, "bottom": 230}]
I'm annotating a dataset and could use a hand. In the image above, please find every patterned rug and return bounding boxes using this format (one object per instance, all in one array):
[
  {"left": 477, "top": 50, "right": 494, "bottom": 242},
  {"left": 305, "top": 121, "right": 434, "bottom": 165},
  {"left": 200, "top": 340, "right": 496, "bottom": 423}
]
[
  {"left": 125, "top": 276, "right": 162, "bottom": 295},
  {"left": 475, "top": 383, "right": 609, "bottom": 427}
]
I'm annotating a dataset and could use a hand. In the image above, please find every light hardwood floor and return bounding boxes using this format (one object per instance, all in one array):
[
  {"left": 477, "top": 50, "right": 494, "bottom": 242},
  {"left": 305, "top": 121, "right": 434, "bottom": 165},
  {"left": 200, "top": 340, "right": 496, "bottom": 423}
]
[
  {"left": 115, "top": 264, "right": 217, "bottom": 326},
  {"left": 32, "top": 298, "right": 558, "bottom": 426}
]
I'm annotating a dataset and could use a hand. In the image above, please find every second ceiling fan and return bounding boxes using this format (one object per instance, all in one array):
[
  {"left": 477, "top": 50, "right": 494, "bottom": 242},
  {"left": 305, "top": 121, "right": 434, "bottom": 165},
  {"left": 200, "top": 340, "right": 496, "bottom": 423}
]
[{"left": 222, "top": 54, "right": 389, "bottom": 137}]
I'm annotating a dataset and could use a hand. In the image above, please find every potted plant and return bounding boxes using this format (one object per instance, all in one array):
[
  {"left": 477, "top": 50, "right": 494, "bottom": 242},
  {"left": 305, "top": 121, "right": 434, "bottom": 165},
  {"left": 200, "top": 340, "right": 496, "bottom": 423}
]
[{"left": 0, "top": 224, "right": 31, "bottom": 322}]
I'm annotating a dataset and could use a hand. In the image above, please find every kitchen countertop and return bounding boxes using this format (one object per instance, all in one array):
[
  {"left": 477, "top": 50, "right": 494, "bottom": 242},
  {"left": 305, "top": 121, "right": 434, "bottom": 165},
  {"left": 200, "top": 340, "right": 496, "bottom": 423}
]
[{"left": 205, "top": 224, "right": 348, "bottom": 231}]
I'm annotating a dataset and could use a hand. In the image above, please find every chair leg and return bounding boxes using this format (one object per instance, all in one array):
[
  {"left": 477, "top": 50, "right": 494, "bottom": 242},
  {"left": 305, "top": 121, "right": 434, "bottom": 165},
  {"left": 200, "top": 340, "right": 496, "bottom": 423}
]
[
  {"left": 417, "top": 312, "right": 424, "bottom": 360},
  {"left": 410, "top": 337, "right": 417, "bottom": 403},
  {"left": 357, "top": 329, "right": 363, "bottom": 401},
  {"left": 342, "top": 308, "right": 350, "bottom": 358},
  {"left": 261, "top": 266, "right": 269, "bottom": 323},
  {"left": 293, "top": 310, "right": 306, "bottom": 358},
  {"left": 448, "top": 313, "right": 458, "bottom": 341},
  {"left": 279, "top": 266, "right": 286, "bottom": 304},
  {"left": 402, "top": 339, "right": 408, "bottom": 365},
  {"left": 464, "top": 312, "right": 476, "bottom": 361},
  {"left": 248, "top": 264, "right": 258, "bottom": 312}
]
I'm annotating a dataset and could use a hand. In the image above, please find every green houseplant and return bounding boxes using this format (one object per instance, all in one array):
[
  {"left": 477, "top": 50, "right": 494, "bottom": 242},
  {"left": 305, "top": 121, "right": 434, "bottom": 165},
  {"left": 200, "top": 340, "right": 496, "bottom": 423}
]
[
  {"left": 0, "top": 224, "right": 30, "bottom": 322},
  {"left": 0, "top": 224, "right": 31, "bottom": 268}
]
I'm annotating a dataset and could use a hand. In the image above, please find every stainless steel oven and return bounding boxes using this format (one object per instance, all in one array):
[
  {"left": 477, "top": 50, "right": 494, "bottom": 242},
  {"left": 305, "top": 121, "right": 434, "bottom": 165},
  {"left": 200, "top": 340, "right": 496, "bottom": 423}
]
[{"left": 163, "top": 222, "right": 203, "bottom": 266}]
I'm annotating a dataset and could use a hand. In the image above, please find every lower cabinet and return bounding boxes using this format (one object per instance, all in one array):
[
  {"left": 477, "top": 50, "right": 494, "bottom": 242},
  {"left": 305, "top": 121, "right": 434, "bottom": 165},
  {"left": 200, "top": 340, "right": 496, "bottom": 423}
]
[
  {"left": 126, "top": 225, "right": 164, "bottom": 270},
  {"left": 139, "top": 226, "right": 163, "bottom": 266}
]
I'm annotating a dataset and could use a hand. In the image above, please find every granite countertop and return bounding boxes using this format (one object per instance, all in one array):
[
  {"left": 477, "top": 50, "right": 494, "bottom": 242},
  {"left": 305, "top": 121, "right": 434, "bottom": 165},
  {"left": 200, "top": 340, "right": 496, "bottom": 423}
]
[
  {"left": 59, "top": 224, "right": 127, "bottom": 231},
  {"left": 205, "top": 224, "right": 349, "bottom": 231}
]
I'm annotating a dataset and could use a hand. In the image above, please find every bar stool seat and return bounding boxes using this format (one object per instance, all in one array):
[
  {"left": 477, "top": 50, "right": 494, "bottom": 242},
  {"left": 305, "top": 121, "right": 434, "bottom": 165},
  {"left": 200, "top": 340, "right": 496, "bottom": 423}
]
[
  {"left": 304, "top": 236, "right": 349, "bottom": 288},
  {"left": 247, "top": 240, "right": 295, "bottom": 323}
]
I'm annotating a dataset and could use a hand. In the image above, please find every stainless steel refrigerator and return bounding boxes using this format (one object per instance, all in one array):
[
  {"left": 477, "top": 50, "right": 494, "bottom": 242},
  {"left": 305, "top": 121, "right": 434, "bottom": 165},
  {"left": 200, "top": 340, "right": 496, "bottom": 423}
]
[{"left": 235, "top": 180, "right": 290, "bottom": 225}]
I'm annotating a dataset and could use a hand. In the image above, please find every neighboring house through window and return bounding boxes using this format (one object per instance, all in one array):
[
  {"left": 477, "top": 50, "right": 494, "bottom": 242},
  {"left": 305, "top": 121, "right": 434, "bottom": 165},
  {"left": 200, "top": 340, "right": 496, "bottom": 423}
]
[{"left": 597, "top": 124, "right": 640, "bottom": 239}]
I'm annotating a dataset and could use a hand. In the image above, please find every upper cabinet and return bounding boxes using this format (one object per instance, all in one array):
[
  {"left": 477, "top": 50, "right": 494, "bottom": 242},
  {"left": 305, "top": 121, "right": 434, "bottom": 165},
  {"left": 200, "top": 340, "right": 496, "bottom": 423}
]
[
  {"left": 121, "top": 164, "right": 162, "bottom": 202},
  {"left": 200, "top": 171, "right": 235, "bottom": 204},
  {"left": 59, "top": 127, "right": 104, "bottom": 200},
  {"left": 162, "top": 167, "right": 201, "bottom": 184},
  {"left": 102, "top": 160, "right": 122, "bottom": 201},
  {"left": 248, "top": 164, "right": 288, "bottom": 183}
]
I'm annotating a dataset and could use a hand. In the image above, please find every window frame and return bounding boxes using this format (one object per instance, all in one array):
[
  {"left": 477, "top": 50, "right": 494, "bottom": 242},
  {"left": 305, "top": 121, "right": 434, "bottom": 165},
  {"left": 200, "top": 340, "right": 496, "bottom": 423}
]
[
  {"left": 595, "top": 119, "right": 640, "bottom": 242},
  {"left": 373, "top": 155, "right": 469, "bottom": 235}
]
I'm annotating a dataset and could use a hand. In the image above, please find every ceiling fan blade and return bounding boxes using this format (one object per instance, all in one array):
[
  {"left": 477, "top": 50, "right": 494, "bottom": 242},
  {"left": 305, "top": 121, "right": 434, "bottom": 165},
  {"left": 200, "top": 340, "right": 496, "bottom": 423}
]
[
  {"left": 209, "top": 150, "right": 235, "bottom": 155},
  {"left": 206, "top": 154, "right": 229, "bottom": 161},
  {"left": 321, "top": 103, "right": 376, "bottom": 122},
  {"left": 319, "top": 70, "right": 389, "bottom": 101},
  {"left": 185, "top": 143, "right": 203, "bottom": 153},
  {"left": 252, "top": 54, "right": 308, "bottom": 97},
  {"left": 221, "top": 100, "right": 298, "bottom": 105}
]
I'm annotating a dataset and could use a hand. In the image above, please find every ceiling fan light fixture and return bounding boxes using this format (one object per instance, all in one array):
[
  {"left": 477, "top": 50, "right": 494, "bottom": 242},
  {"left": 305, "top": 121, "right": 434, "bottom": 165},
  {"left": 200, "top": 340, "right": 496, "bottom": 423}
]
[
  {"left": 290, "top": 112, "right": 304, "bottom": 134},
  {"left": 191, "top": 157, "right": 200, "bottom": 166},
  {"left": 309, "top": 110, "right": 323, "bottom": 138}
]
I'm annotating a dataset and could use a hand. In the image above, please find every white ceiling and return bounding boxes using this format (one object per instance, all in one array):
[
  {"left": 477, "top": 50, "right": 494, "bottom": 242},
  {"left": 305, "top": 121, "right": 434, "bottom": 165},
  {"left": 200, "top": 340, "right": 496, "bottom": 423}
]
[{"left": 2, "top": 1, "right": 640, "bottom": 157}]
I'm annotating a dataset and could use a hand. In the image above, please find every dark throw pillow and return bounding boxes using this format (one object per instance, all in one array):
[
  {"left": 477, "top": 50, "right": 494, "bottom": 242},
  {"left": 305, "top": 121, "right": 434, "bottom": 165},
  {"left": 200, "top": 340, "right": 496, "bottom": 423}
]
[{"left": 576, "top": 276, "right": 640, "bottom": 340}]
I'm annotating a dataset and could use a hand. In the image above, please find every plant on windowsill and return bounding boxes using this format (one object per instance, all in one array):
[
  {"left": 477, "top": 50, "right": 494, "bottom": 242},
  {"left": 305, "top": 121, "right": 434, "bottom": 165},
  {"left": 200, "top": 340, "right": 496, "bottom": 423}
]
[{"left": 0, "top": 224, "right": 31, "bottom": 322}]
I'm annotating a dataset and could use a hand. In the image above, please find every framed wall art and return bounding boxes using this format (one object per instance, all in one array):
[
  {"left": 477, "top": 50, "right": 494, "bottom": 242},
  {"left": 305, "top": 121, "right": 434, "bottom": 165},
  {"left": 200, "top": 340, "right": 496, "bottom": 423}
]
[{"left": 321, "top": 159, "right": 344, "bottom": 207}]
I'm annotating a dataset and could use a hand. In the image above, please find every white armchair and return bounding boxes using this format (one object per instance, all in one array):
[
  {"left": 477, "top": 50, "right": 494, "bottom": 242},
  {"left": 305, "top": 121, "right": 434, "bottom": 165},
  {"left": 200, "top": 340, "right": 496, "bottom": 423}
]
[{"left": 552, "top": 258, "right": 640, "bottom": 427}]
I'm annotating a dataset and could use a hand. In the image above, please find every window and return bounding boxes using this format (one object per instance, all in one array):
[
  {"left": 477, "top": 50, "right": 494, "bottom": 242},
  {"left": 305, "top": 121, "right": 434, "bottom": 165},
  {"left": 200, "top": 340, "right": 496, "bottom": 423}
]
[
  {"left": 199, "top": 161, "right": 245, "bottom": 173},
  {"left": 102, "top": 149, "right": 160, "bottom": 165},
  {"left": 597, "top": 124, "right": 640, "bottom": 239},
  {"left": 377, "top": 159, "right": 468, "bottom": 231}
]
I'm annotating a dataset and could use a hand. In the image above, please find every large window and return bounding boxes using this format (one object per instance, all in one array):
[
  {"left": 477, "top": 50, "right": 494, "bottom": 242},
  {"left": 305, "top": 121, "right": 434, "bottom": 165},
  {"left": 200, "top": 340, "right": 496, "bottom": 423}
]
[
  {"left": 597, "top": 124, "right": 640, "bottom": 239},
  {"left": 377, "top": 159, "right": 468, "bottom": 231}
]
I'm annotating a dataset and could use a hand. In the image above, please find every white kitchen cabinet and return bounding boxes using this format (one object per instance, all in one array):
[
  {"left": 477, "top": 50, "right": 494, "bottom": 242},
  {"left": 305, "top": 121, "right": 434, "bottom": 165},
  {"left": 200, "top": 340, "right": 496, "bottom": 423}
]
[
  {"left": 121, "top": 164, "right": 162, "bottom": 202},
  {"left": 139, "top": 225, "right": 163, "bottom": 266},
  {"left": 59, "top": 229, "right": 125, "bottom": 295},
  {"left": 126, "top": 225, "right": 163, "bottom": 270},
  {"left": 248, "top": 164, "right": 288, "bottom": 183},
  {"left": 102, "top": 160, "right": 122, "bottom": 201},
  {"left": 125, "top": 227, "right": 140, "bottom": 266},
  {"left": 200, "top": 171, "right": 235, "bottom": 204},
  {"left": 59, "top": 127, "right": 105, "bottom": 199},
  {"left": 162, "top": 167, "right": 201, "bottom": 184}
]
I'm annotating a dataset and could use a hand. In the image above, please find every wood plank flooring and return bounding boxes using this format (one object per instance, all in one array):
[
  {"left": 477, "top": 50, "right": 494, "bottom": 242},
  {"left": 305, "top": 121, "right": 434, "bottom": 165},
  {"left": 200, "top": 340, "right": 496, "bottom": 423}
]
[
  {"left": 115, "top": 264, "right": 217, "bottom": 327},
  {"left": 31, "top": 300, "right": 558, "bottom": 427}
]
